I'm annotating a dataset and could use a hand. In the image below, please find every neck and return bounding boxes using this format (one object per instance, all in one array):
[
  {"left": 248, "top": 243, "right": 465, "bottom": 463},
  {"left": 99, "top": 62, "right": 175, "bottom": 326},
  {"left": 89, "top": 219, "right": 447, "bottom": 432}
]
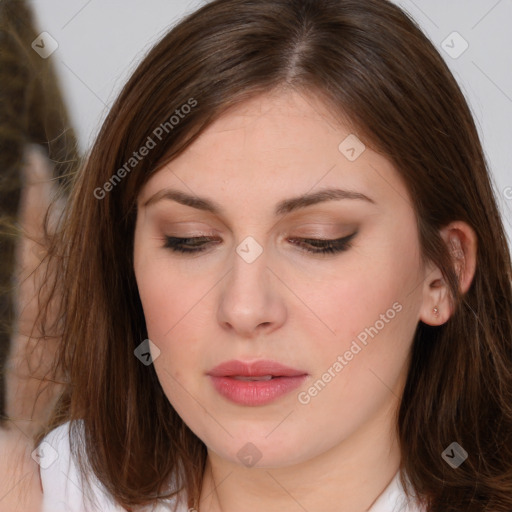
[{"left": 198, "top": 397, "right": 401, "bottom": 512}]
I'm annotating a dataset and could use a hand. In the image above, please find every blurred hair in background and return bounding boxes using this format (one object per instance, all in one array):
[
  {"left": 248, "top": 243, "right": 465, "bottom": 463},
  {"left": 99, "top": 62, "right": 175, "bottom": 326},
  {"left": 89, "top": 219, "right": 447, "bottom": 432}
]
[
  {"left": 0, "top": 0, "right": 79, "bottom": 508},
  {"left": 0, "top": 0, "right": 78, "bottom": 431}
]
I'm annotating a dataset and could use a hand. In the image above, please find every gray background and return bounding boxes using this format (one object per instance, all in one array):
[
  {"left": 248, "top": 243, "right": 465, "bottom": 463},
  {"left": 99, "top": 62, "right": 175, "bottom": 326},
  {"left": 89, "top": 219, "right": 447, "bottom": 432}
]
[{"left": 30, "top": 0, "right": 512, "bottom": 246}]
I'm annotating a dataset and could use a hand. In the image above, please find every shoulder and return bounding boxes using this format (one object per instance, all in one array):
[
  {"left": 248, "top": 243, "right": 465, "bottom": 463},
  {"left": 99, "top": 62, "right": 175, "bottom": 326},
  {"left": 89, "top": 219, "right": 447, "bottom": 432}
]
[
  {"left": 38, "top": 421, "right": 188, "bottom": 512},
  {"left": 37, "top": 420, "right": 124, "bottom": 511}
]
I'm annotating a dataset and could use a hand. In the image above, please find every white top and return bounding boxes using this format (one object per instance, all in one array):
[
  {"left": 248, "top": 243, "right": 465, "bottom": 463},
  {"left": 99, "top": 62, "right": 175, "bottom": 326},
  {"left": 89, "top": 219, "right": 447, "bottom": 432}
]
[{"left": 39, "top": 422, "right": 426, "bottom": 512}]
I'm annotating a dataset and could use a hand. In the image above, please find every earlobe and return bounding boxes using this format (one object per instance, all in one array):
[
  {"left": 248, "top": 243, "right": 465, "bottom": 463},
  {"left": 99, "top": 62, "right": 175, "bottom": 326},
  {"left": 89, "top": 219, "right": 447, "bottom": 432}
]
[
  {"left": 419, "top": 221, "right": 478, "bottom": 326},
  {"left": 419, "top": 271, "right": 451, "bottom": 326}
]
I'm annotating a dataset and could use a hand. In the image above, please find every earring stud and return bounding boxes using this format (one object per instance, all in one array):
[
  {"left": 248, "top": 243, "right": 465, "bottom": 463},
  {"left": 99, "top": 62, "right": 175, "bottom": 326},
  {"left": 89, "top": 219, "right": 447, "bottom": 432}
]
[{"left": 433, "top": 306, "right": 439, "bottom": 316}]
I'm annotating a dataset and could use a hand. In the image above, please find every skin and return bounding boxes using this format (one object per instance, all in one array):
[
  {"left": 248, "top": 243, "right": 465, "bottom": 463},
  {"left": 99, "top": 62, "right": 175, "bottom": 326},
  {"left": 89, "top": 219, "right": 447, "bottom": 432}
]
[
  {"left": 0, "top": 428, "right": 42, "bottom": 512},
  {"left": 133, "top": 87, "right": 477, "bottom": 512},
  {"left": 7, "top": 144, "right": 63, "bottom": 439},
  {"left": 0, "top": 145, "right": 62, "bottom": 512}
]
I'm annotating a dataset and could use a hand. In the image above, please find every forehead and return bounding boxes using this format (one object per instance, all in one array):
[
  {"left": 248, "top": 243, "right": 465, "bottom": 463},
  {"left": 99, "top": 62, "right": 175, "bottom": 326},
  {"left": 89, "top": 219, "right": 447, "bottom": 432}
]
[
  {"left": 181, "top": 89, "right": 352, "bottom": 171},
  {"left": 138, "top": 89, "right": 411, "bottom": 215}
]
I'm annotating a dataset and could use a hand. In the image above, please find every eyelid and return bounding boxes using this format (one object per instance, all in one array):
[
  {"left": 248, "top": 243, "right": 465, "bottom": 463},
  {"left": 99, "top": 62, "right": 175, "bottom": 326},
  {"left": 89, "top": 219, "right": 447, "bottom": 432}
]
[
  {"left": 161, "top": 222, "right": 352, "bottom": 236},
  {"left": 290, "top": 229, "right": 352, "bottom": 238},
  {"left": 162, "top": 231, "right": 357, "bottom": 256}
]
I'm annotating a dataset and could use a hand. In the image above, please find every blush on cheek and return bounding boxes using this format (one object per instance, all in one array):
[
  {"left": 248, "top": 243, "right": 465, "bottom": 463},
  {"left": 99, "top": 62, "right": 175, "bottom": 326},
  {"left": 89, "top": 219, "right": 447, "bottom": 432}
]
[{"left": 136, "top": 267, "right": 173, "bottom": 324}]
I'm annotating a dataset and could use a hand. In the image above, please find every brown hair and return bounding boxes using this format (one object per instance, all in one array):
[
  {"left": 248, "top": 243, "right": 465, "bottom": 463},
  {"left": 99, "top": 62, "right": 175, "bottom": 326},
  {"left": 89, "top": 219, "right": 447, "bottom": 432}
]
[
  {"left": 38, "top": 0, "right": 512, "bottom": 510},
  {"left": 0, "top": 0, "right": 78, "bottom": 424}
]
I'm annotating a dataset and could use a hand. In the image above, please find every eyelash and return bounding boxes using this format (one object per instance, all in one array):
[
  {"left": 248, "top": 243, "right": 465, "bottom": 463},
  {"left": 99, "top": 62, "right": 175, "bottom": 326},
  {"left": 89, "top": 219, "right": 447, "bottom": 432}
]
[{"left": 163, "top": 232, "right": 357, "bottom": 255}]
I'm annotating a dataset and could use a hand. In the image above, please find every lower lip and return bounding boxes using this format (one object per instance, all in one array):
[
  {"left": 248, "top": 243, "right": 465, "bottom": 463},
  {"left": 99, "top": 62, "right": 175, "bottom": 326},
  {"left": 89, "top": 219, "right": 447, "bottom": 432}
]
[{"left": 208, "top": 375, "right": 307, "bottom": 406}]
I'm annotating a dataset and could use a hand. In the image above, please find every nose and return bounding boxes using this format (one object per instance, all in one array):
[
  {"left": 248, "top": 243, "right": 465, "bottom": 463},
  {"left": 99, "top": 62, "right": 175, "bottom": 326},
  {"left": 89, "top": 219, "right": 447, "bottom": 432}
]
[{"left": 216, "top": 242, "right": 287, "bottom": 338}]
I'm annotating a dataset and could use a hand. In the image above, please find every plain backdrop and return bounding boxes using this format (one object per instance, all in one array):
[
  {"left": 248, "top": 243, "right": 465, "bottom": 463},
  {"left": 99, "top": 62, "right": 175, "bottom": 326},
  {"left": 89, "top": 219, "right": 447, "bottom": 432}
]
[{"left": 30, "top": 0, "right": 512, "bottom": 246}]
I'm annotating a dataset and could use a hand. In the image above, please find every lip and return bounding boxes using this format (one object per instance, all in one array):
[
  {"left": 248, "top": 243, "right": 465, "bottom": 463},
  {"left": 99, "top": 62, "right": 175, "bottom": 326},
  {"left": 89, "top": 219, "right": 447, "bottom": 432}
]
[
  {"left": 207, "top": 359, "right": 307, "bottom": 377},
  {"left": 207, "top": 359, "right": 308, "bottom": 406}
]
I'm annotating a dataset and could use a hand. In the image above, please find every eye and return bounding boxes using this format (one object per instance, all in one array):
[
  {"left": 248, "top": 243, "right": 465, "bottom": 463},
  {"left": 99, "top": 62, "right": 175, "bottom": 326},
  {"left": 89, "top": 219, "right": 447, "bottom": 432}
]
[
  {"left": 163, "top": 232, "right": 357, "bottom": 255},
  {"left": 163, "top": 236, "right": 220, "bottom": 253},
  {"left": 287, "top": 232, "right": 357, "bottom": 255}
]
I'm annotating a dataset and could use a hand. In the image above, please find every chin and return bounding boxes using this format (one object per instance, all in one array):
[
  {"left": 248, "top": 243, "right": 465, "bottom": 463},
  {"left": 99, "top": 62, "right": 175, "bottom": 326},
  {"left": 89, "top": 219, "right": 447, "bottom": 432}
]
[{"left": 208, "top": 434, "right": 312, "bottom": 469}]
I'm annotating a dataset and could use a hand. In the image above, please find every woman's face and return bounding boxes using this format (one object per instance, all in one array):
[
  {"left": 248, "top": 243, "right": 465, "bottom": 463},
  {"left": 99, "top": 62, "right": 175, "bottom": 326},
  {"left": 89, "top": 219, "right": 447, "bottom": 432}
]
[{"left": 133, "top": 88, "right": 428, "bottom": 468}]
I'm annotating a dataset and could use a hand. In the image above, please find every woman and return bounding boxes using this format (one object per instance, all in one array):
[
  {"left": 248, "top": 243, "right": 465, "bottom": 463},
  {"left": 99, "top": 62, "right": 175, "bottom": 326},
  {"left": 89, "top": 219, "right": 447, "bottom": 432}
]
[{"left": 36, "top": 0, "right": 512, "bottom": 511}]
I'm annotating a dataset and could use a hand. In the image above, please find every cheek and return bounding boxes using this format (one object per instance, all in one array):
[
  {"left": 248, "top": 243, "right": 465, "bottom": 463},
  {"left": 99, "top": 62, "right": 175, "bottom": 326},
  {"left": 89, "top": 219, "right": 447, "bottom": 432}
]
[
  {"left": 294, "top": 226, "right": 421, "bottom": 382},
  {"left": 293, "top": 277, "right": 416, "bottom": 440},
  {"left": 292, "top": 251, "right": 412, "bottom": 344},
  {"left": 296, "top": 216, "right": 420, "bottom": 324},
  {"left": 135, "top": 266, "right": 174, "bottom": 339},
  {"left": 134, "top": 237, "right": 197, "bottom": 341},
  {"left": 134, "top": 255, "right": 211, "bottom": 378}
]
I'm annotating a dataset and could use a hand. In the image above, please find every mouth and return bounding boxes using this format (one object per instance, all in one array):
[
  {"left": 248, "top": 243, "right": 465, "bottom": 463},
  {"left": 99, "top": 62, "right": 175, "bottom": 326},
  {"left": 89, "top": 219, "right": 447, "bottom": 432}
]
[
  {"left": 231, "top": 375, "right": 275, "bottom": 381},
  {"left": 208, "top": 374, "right": 308, "bottom": 406},
  {"left": 207, "top": 359, "right": 308, "bottom": 406},
  {"left": 207, "top": 359, "right": 307, "bottom": 378}
]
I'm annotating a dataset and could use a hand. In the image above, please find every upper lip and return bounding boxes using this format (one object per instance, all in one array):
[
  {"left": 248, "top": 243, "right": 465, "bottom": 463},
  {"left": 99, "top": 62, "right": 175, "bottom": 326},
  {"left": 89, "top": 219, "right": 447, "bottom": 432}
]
[{"left": 207, "top": 359, "right": 307, "bottom": 377}]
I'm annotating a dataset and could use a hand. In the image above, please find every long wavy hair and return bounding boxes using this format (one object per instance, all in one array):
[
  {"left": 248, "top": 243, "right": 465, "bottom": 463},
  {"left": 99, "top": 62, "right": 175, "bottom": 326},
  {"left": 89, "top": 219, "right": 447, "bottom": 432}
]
[{"left": 37, "top": 0, "right": 512, "bottom": 510}]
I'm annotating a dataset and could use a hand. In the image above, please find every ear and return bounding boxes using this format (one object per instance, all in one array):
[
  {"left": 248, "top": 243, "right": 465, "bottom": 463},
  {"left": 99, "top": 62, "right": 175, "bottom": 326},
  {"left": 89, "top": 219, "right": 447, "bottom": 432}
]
[{"left": 419, "top": 221, "right": 478, "bottom": 326}]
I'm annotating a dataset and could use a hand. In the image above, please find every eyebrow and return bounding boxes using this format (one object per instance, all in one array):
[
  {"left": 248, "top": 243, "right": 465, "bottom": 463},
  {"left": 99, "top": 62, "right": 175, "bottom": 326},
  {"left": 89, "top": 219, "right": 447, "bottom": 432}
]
[{"left": 143, "top": 187, "right": 376, "bottom": 216}]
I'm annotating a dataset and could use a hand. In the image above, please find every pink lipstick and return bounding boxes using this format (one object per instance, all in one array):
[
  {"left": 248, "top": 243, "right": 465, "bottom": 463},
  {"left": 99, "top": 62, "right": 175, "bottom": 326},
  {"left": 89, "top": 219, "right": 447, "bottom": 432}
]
[{"left": 207, "top": 359, "right": 308, "bottom": 406}]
